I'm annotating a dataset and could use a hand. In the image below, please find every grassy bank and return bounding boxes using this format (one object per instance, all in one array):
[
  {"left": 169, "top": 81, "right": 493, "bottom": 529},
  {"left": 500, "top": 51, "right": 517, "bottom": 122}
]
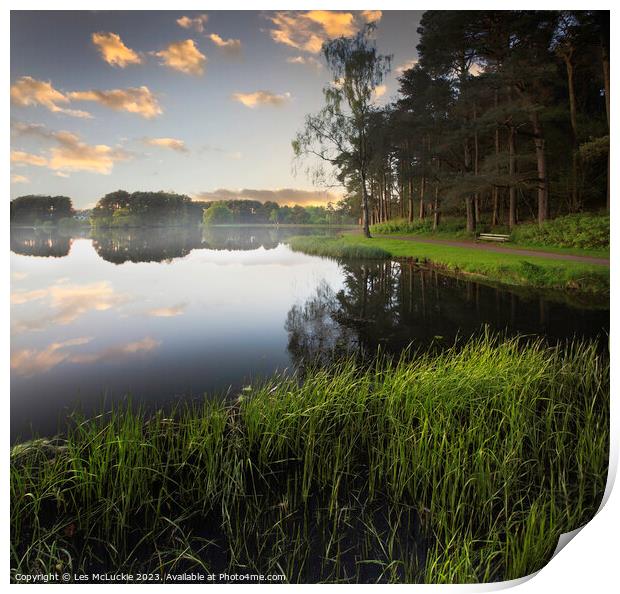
[
  {"left": 11, "top": 335, "right": 608, "bottom": 583},
  {"left": 289, "top": 235, "right": 609, "bottom": 294},
  {"left": 370, "top": 213, "right": 609, "bottom": 258},
  {"left": 289, "top": 235, "right": 391, "bottom": 259}
]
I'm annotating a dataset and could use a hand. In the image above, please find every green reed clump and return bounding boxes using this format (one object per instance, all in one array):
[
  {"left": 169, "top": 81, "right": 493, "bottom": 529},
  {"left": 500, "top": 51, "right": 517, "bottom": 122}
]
[
  {"left": 11, "top": 334, "right": 608, "bottom": 583},
  {"left": 288, "top": 235, "right": 390, "bottom": 259}
]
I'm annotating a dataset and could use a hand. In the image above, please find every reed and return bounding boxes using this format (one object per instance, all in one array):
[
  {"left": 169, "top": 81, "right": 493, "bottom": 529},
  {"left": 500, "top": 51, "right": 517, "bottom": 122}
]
[{"left": 11, "top": 334, "right": 609, "bottom": 583}]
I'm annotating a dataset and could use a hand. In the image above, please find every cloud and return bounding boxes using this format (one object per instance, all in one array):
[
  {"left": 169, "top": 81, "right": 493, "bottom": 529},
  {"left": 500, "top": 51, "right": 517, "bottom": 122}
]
[
  {"left": 12, "top": 280, "right": 127, "bottom": 319},
  {"left": 148, "top": 303, "right": 187, "bottom": 317},
  {"left": 208, "top": 33, "right": 242, "bottom": 56},
  {"left": 11, "top": 337, "right": 92, "bottom": 377},
  {"left": 232, "top": 90, "right": 291, "bottom": 108},
  {"left": 68, "top": 86, "right": 162, "bottom": 119},
  {"left": 68, "top": 337, "right": 160, "bottom": 365},
  {"left": 361, "top": 10, "right": 383, "bottom": 23},
  {"left": 10, "top": 76, "right": 92, "bottom": 118},
  {"left": 373, "top": 84, "right": 387, "bottom": 100},
  {"left": 54, "top": 171, "right": 70, "bottom": 178},
  {"left": 92, "top": 32, "right": 142, "bottom": 67},
  {"left": 11, "top": 174, "right": 29, "bottom": 184},
  {"left": 155, "top": 40, "right": 207, "bottom": 75},
  {"left": 286, "top": 55, "right": 322, "bottom": 70},
  {"left": 11, "top": 336, "right": 159, "bottom": 376},
  {"left": 143, "top": 137, "right": 188, "bottom": 152},
  {"left": 12, "top": 123, "right": 129, "bottom": 175},
  {"left": 11, "top": 281, "right": 130, "bottom": 333},
  {"left": 12, "top": 78, "right": 160, "bottom": 119},
  {"left": 267, "top": 10, "right": 382, "bottom": 54},
  {"left": 395, "top": 58, "right": 418, "bottom": 75},
  {"left": 193, "top": 187, "right": 341, "bottom": 206},
  {"left": 469, "top": 62, "right": 484, "bottom": 77},
  {"left": 177, "top": 14, "right": 209, "bottom": 33},
  {"left": 47, "top": 131, "right": 130, "bottom": 174},
  {"left": 11, "top": 150, "right": 48, "bottom": 167}
]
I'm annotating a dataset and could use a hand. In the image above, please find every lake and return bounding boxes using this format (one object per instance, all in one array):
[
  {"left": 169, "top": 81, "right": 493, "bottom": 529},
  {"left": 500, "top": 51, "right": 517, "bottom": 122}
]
[{"left": 10, "top": 226, "right": 609, "bottom": 442}]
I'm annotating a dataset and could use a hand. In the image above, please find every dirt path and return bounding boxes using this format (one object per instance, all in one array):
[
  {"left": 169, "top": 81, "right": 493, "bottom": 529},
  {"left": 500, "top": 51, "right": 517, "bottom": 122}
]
[{"left": 371, "top": 235, "right": 610, "bottom": 266}]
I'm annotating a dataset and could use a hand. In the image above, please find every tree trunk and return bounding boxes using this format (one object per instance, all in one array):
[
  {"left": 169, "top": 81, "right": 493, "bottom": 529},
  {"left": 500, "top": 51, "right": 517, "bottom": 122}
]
[
  {"left": 508, "top": 124, "right": 517, "bottom": 230},
  {"left": 408, "top": 176, "right": 414, "bottom": 223},
  {"left": 530, "top": 111, "right": 548, "bottom": 226},
  {"left": 492, "top": 89, "right": 500, "bottom": 226},
  {"left": 419, "top": 177, "right": 426, "bottom": 220},
  {"left": 602, "top": 44, "right": 610, "bottom": 211},
  {"left": 433, "top": 184, "right": 440, "bottom": 230},
  {"left": 361, "top": 172, "right": 371, "bottom": 238},
  {"left": 474, "top": 102, "right": 480, "bottom": 225},
  {"left": 565, "top": 54, "right": 579, "bottom": 211},
  {"left": 466, "top": 196, "right": 476, "bottom": 233}
]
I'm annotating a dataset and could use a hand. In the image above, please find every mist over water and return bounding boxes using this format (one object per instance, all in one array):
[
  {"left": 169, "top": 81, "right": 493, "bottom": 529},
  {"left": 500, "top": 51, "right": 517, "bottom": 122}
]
[{"left": 10, "top": 226, "right": 609, "bottom": 441}]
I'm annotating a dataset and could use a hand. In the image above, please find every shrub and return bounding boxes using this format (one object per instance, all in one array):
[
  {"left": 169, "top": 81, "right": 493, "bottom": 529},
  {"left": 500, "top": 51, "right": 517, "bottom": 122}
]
[{"left": 512, "top": 213, "right": 609, "bottom": 250}]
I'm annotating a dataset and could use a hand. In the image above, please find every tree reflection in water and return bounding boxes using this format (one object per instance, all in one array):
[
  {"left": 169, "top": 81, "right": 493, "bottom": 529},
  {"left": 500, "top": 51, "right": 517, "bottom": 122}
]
[
  {"left": 285, "top": 260, "right": 609, "bottom": 367},
  {"left": 10, "top": 228, "right": 72, "bottom": 258}
]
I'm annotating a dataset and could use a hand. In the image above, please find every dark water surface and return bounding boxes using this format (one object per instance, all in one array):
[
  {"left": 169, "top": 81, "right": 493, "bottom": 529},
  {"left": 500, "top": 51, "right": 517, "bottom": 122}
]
[{"left": 11, "top": 226, "right": 609, "bottom": 442}]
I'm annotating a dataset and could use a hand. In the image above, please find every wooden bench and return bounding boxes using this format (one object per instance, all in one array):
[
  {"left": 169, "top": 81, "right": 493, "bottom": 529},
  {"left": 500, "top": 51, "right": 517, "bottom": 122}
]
[{"left": 477, "top": 233, "right": 510, "bottom": 242}]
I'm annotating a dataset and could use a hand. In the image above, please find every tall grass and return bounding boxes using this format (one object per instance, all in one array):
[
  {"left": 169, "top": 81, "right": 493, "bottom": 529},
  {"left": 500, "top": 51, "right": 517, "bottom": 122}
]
[
  {"left": 288, "top": 235, "right": 390, "bottom": 259},
  {"left": 11, "top": 334, "right": 608, "bottom": 583}
]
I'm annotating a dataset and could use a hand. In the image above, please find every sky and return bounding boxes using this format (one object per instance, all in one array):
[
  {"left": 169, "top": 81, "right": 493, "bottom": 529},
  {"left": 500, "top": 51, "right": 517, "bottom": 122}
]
[{"left": 10, "top": 10, "right": 423, "bottom": 209}]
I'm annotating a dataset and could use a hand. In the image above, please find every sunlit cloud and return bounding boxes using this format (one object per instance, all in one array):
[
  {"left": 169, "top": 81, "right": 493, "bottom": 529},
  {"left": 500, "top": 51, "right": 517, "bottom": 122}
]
[
  {"left": 54, "top": 171, "right": 70, "bottom": 178},
  {"left": 47, "top": 131, "right": 130, "bottom": 174},
  {"left": 208, "top": 33, "right": 242, "bottom": 56},
  {"left": 11, "top": 281, "right": 129, "bottom": 332},
  {"left": 286, "top": 55, "right": 322, "bottom": 70},
  {"left": 267, "top": 10, "right": 382, "bottom": 54},
  {"left": 11, "top": 336, "right": 160, "bottom": 376},
  {"left": 193, "top": 187, "right": 341, "bottom": 206},
  {"left": 373, "top": 84, "right": 388, "bottom": 103},
  {"left": 10, "top": 76, "right": 92, "bottom": 118},
  {"left": 143, "top": 137, "right": 188, "bottom": 152},
  {"left": 395, "top": 58, "right": 418, "bottom": 74},
  {"left": 69, "top": 337, "right": 161, "bottom": 365},
  {"left": 232, "top": 90, "right": 291, "bottom": 108},
  {"left": 11, "top": 174, "right": 30, "bottom": 183},
  {"left": 11, "top": 150, "right": 48, "bottom": 167},
  {"left": 177, "top": 14, "right": 209, "bottom": 33},
  {"left": 12, "top": 123, "right": 129, "bottom": 175},
  {"left": 68, "top": 86, "right": 162, "bottom": 119},
  {"left": 11, "top": 337, "right": 92, "bottom": 376},
  {"left": 361, "top": 10, "right": 383, "bottom": 23},
  {"left": 469, "top": 62, "right": 484, "bottom": 77},
  {"left": 148, "top": 303, "right": 187, "bottom": 317},
  {"left": 91, "top": 32, "right": 142, "bottom": 67},
  {"left": 155, "top": 40, "right": 207, "bottom": 75},
  {"left": 12, "top": 272, "right": 28, "bottom": 281}
]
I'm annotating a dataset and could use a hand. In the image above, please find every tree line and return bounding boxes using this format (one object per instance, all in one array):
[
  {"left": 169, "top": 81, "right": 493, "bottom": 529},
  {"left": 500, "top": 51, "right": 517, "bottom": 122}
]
[
  {"left": 293, "top": 11, "right": 610, "bottom": 237},
  {"left": 11, "top": 191, "right": 356, "bottom": 227}
]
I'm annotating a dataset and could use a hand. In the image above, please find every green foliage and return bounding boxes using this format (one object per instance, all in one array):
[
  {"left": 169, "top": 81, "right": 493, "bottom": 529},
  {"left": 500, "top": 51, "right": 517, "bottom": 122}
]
[
  {"left": 10, "top": 195, "right": 75, "bottom": 225},
  {"left": 511, "top": 213, "right": 610, "bottom": 249},
  {"left": 202, "top": 202, "right": 234, "bottom": 225},
  {"left": 289, "top": 235, "right": 391, "bottom": 259},
  {"left": 11, "top": 335, "right": 608, "bottom": 582},
  {"left": 294, "top": 235, "right": 609, "bottom": 294},
  {"left": 371, "top": 217, "right": 470, "bottom": 237},
  {"left": 91, "top": 190, "right": 195, "bottom": 228}
]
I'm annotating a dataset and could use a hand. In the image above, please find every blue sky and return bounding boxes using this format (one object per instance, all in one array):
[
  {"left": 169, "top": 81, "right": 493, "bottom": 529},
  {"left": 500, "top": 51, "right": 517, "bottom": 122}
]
[{"left": 10, "top": 10, "right": 423, "bottom": 208}]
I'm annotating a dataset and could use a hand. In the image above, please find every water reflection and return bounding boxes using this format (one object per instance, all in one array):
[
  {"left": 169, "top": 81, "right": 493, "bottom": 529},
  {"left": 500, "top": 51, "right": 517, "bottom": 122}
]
[
  {"left": 11, "top": 226, "right": 340, "bottom": 263},
  {"left": 285, "top": 260, "right": 609, "bottom": 366},
  {"left": 10, "top": 227, "right": 72, "bottom": 258},
  {"left": 10, "top": 228, "right": 608, "bottom": 442}
]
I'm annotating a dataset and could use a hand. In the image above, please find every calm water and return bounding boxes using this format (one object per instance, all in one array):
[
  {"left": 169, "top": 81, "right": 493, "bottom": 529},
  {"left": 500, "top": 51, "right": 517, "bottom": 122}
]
[{"left": 11, "top": 226, "right": 609, "bottom": 442}]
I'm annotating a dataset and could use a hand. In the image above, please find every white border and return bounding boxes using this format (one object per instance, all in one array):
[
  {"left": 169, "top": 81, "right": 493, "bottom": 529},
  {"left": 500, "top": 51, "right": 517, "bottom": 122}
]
[{"left": 4, "top": 1, "right": 616, "bottom": 591}]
